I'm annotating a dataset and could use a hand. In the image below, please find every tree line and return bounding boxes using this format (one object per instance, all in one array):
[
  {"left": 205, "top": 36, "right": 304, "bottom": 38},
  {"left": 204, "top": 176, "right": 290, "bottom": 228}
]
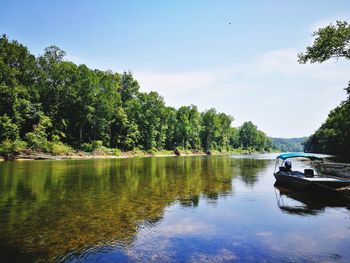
[
  {"left": 298, "top": 21, "right": 350, "bottom": 156},
  {"left": 270, "top": 137, "right": 306, "bottom": 152},
  {"left": 0, "top": 35, "right": 274, "bottom": 158}
]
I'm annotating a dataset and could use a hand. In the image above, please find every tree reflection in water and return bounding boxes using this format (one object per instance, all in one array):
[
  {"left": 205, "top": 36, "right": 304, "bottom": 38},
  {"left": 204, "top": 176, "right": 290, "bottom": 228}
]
[{"left": 0, "top": 156, "right": 266, "bottom": 262}]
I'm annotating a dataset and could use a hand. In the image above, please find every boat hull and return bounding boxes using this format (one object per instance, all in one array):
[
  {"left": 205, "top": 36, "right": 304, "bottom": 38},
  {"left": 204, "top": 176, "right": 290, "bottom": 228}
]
[
  {"left": 274, "top": 173, "right": 350, "bottom": 190},
  {"left": 274, "top": 173, "right": 311, "bottom": 189}
]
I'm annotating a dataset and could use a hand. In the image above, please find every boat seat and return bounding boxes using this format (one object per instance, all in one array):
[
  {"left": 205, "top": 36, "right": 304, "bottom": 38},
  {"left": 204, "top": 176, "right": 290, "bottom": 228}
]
[{"left": 304, "top": 169, "right": 314, "bottom": 177}]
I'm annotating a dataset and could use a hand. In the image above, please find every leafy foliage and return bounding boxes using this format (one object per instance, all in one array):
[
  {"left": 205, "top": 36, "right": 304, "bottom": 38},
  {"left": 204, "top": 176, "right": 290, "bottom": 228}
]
[
  {"left": 298, "top": 21, "right": 350, "bottom": 63},
  {"left": 238, "top": 121, "right": 272, "bottom": 152},
  {"left": 0, "top": 114, "right": 19, "bottom": 141},
  {"left": 0, "top": 140, "right": 27, "bottom": 160},
  {"left": 0, "top": 35, "right": 275, "bottom": 157},
  {"left": 271, "top": 137, "right": 306, "bottom": 152},
  {"left": 48, "top": 142, "right": 72, "bottom": 156},
  {"left": 304, "top": 101, "right": 350, "bottom": 155},
  {"left": 25, "top": 114, "right": 52, "bottom": 152}
]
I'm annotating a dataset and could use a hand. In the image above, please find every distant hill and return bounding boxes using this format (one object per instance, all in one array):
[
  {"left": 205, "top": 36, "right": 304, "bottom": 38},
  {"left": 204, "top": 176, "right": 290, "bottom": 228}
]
[{"left": 270, "top": 137, "right": 307, "bottom": 152}]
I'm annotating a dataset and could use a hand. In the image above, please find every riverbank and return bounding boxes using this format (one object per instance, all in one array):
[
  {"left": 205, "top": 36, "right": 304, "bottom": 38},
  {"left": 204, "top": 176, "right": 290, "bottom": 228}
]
[
  {"left": 0, "top": 149, "right": 246, "bottom": 162},
  {"left": 314, "top": 161, "right": 350, "bottom": 179}
]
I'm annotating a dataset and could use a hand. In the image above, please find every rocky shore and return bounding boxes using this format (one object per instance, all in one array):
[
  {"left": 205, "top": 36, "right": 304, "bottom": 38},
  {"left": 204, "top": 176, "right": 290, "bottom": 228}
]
[
  {"left": 0, "top": 151, "right": 217, "bottom": 162},
  {"left": 314, "top": 162, "right": 350, "bottom": 179}
]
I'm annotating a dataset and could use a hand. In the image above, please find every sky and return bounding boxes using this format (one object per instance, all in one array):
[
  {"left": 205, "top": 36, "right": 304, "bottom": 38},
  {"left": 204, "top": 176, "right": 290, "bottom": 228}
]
[{"left": 1, "top": 0, "right": 350, "bottom": 138}]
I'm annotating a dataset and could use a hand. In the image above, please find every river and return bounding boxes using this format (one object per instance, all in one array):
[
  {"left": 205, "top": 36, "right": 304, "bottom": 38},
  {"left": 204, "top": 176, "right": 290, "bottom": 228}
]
[{"left": 0, "top": 154, "right": 349, "bottom": 262}]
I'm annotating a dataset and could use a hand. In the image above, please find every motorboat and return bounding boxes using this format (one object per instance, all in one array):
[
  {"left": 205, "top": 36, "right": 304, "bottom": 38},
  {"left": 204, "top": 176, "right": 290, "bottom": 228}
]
[{"left": 273, "top": 153, "right": 350, "bottom": 190}]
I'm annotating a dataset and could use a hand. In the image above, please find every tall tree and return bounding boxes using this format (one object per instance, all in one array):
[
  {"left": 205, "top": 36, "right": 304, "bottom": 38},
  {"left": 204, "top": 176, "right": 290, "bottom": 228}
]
[
  {"left": 0, "top": 35, "right": 39, "bottom": 137},
  {"left": 120, "top": 71, "right": 140, "bottom": 105},
  {"left": 129, "top": 91, "right": 166, "bottom": 150},
  {"left": 93, "top": 70, "right": 121, "bottom": 146},
  {"left": 163, "top": 107, "right": 177, "bottom": 150},
  {"left": 239, "top": 121, "right": 259, "bottom": 149},
  {"left": 217, "top": 113, "right": 234, "bottom": 151},
  {"left": 201, "top": 109, "right": 220, "bottom": 152},
  {"left": 175, "top": 105, "right": 201, "bottom": 149}
]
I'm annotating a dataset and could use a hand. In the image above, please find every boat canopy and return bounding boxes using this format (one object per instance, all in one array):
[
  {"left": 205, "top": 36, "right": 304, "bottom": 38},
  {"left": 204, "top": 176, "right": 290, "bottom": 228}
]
[{"left": 276, "top": 153, "right": 323, "bottom": 160}]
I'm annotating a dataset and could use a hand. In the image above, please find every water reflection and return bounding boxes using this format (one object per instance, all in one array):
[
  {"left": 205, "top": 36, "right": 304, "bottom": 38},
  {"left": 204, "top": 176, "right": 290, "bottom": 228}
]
[
  {"left": 274, "top": 182, "right": 350, "bottom": 216},
  {"left": 1, "top": 156, "right": 350, "bottom": 262},
  {"left": 0, "top": 156, "right": 266, "bottom": 262}
]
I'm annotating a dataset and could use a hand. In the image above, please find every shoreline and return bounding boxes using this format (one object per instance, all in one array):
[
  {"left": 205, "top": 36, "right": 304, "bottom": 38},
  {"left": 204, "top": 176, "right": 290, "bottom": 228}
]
[
  {"left": 0, "top": 149, "right": 279, "bottom": 162},
  {"left": 0, "top": 151, "right": 235, "bottom": 162}
]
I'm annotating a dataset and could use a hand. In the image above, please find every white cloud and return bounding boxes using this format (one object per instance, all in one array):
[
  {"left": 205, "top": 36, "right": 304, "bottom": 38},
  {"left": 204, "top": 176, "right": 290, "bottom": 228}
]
[
  {"left": 135, "top": 69, "right": 235, "bottom": 96},
  {"left": 136, "top": 48, "right": 350, "bottom": 100},
  {"left": 155, "top": 218, "right": 216, "bottom": 236},
  {"left": 134, "top": 34, "right": 350, "bottom": 137},
  {"left": 252, "top": 48, "right": 302, "bottom": 77},
  {"left": 189, "top": 249, "right": 237, "bottom": 263},
  {"left": 251, "top": 48, "right": 350, "bottom": 84},
  {"left": 309, "top": 14, "right": 350, "bottom": 32}
]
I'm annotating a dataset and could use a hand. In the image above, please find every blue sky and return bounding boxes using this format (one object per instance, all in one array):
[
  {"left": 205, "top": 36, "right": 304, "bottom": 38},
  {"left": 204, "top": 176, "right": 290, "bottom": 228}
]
[{"left": 1, "top": 0, "right": 350, "bottom": 137}]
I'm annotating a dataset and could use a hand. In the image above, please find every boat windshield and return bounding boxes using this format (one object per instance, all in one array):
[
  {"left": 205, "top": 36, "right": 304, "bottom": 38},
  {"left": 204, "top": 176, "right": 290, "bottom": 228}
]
[{"left": 274, "top": 153, "right": 323, "bottom": 173}]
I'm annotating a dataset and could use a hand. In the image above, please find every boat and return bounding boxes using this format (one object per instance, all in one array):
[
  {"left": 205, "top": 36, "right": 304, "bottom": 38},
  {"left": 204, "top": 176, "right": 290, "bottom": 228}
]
[{"left": 273, "top": 153, "right": 350, "bottom": 190}]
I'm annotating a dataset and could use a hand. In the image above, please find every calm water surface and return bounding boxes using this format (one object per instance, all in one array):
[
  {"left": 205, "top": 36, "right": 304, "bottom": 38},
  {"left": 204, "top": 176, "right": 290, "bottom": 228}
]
[{"left": 0, "top": 155, "right": 349, "bottom": 262}]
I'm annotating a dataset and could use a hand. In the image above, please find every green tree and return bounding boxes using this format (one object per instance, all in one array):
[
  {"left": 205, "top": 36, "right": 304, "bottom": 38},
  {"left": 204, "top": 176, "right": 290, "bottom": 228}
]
[
  {"left": 110, "top": 71, "right": 141, "bottom": 150},
  {"left": 304, "top": 102, "right": 350, "bottom": 154},
  {"left": 175, "top": 105, "right": 202, "bottom": 149},
  {"left": 188, "top": 105, "right": 202, "bottom": 150},
  {"left": 0, "top": 35, "right": 277, "bottom": 157},
  {"left": 256, "top": 130, "right": 272, "bottom": 152},
  {"left": 0, "top": 114, "right": 19, "bottom": 141},
  {"left": 163, "top": 107, "right": 177, "bottom": 150},
  {"left": 238, "top": 122, "right": 271, "bottom": 151},
  {"left": 25, "top": 114, "right": 52, "bottom": 151},
  {"left": 37, "top": 48, "right": 76, "bottom": 144},
  {"left": 176, "top": 106, "right": 191, "bottom": 149},
  {"left": 120, "top": 71, "right": 140, "bottom": 105},
  {"left": 201, "top": 109, "right": 220, "bottom": 151},
  {"left": 0, "top": 35, "right": 39, "bottom": 137},
  {"left": 128, "top": 91, "right": 166, "bottom": 150},
  {"left": 111, "top": 106, "right": 140, "bottom": 150},
  {"left": 298, "top": 21, "right": 350, "bottom": 63},
  {"left": 229, "top": 127, "right": 240, "bottom": 148},
  {"left": 144, "top": 91, "right": 167, "bottom": 150},
  {"left": 217, "top": 113, "right": 234, "bottom": 151},
  {"left": 0, "top": 35, "right": 37, "bottom": 89},
  {"left": 92, "top": 70, "right": 122, "bottom": 146},
  {"left": 239, "top": 121, "right": 259, "bottom": 149}
]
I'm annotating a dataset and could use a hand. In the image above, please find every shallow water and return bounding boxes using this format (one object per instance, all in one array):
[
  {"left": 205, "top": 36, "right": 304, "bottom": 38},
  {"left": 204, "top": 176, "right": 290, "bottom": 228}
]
[{"left": 0, "top": 155, "right": 349, "bottom": 262}]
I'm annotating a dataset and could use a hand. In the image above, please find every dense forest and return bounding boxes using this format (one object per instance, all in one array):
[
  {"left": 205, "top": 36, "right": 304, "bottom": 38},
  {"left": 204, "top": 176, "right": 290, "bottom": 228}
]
[
  {"left": 303, "top": 94, "right": 350, "bottom": 155},
  {"left": 0, "top": 35, "right": 277, "bottom": 158},
  {"left": 271, "top": 137, "right": 306, "bottom": 152},
  {"left": 299, "top": 21, "right": 350, "bottom": 156}
]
